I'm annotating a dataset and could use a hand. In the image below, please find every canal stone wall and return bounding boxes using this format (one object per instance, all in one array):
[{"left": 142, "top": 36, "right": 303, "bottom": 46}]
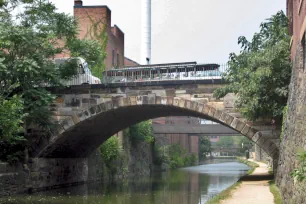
[
  {"left": 0, "top": 159, "right": 88, "bottom": 196},
  {"left": 128, "top": 140, "right": 153, "bottom": 178},
  {"left": 276, "top": 41, "right": 306, "bottom": 203},
  {"left": 89, "top": 132, "right": 153, "bottom": 182},
  {"left": 0, "top": 163, "right": 26, "bottom": 196},
  {"left": 27, "top": 158, "right": 88, "bottom": 191},
  {"left": 0, "top": 144, "right": 153, "bottom": 196}
]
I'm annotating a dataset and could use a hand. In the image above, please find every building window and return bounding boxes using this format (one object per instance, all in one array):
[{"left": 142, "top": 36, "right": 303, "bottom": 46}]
[
  {"left": 112, "top": 50, "right": 115, "bottom": 66},
  {"left": 117, "top": 53, "right": 120, "bottom": 67}
]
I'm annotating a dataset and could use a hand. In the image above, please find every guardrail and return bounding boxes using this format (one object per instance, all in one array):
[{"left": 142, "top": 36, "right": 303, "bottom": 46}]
[{"left": 102, "top": 63, "right": 228, "bottom": 84}]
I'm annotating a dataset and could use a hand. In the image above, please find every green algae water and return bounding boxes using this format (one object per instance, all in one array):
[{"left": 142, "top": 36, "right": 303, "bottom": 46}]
[{"left": 0, "top": 159, "right": 249, "bottom": 204}]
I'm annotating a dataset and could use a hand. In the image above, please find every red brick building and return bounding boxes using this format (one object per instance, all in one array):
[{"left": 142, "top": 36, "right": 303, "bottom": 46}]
[
  {"left": 74, "top": 0, "right": 124, "bottom": 70},
  {"left": 287, "top": 0, "right": 306, "bottom": 58}
]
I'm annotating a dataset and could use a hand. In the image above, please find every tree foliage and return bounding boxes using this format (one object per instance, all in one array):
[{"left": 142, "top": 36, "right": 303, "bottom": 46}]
[
  {"left": 167, "top": 144, "right": 197, "bottom": 169},
  {"left": 0, "top": 95, "right": 23, "bottom": 139},
  {"left": 214, "top": 11, "right": 291, "bottom": 122},
  {"left": 214, "top": 136, "right": 235, "bottom": 148},
  {"left": 0, "top": 0, "right": 104, "bottom": 161},
  {"left": 199, "top": 136, "right": 211, "bottom": 160},
  {"left": 129, "top": 120, "right": 154, "bottom": 145},
  {"left": 100, "top": 136, "right": 121, "bottom": 168}
]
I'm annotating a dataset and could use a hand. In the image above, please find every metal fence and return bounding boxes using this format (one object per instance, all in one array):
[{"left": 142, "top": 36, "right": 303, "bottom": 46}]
[{"left": 102, "top": 63, "right": 228, "bottom": 84}]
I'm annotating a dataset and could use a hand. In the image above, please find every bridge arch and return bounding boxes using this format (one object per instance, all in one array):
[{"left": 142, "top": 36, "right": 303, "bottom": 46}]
[{"left": 33, "top": 95, "right": 279, "bottom": 159}]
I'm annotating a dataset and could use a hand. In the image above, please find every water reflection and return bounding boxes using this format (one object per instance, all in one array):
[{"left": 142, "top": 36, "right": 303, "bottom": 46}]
[{"left": 1, "top": 160, "right": 249, "bottom": 204}]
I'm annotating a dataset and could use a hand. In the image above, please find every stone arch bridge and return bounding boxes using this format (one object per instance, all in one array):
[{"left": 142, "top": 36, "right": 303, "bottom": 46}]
[
  {"left": 30, "top": 81, "right": 280, "bottom": 159},
  {"left": 24, "top": 81, "right": 281, "bottom": 191}
]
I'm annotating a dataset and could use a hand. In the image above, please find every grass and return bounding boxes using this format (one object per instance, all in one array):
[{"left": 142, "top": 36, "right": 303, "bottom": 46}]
[
  {"left": 236, "top": 157, "right": 259, "bottom": 175},
  {"left": 206, "top": 181, "right": 242, "bottom": 204},
  {"left": 269, "top": 180, "right": 283, "bottom": 204}
]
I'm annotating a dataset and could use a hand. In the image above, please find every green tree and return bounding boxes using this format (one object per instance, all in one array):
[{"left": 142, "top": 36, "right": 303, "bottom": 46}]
[
  {"left": 215, "top": 136, "right": 234, "bottom": 148},
  {"left": 129, "top": 120, "right": 154, "bottom": 145},
  {"left": 199, "top": 136, "right": 211, "bottom": 160},
  {"left": 100, "top": 136, "right": 121, "bottom": 168},
  {"left": 214, "top": 11, "right": 291, "bottom": 122},
  {"left": 167, "top": 144, "right": 197, "bottom": 168},
  {"left": 235, "top": 136, "right": 253, "bottom": 153},
  {"left": 0, "top": 0, "right": 104, "bottom": 161}
]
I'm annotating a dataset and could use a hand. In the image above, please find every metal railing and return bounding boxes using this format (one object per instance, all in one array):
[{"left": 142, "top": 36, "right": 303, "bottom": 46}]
[
  {"left": 60, "top": 73, "right": 101, "bottom": 86},
  {"left": 102, "top": 63, "right": 228, "bottom": 84}
]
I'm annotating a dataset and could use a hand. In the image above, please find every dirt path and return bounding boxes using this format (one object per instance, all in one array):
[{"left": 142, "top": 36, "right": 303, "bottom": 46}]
[{"left": 221, "top": 160, "right": 274, "bottom": 204}]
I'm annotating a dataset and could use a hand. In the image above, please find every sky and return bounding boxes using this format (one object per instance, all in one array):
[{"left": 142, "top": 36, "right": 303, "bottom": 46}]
[{"left": 50, "top": 0, "right": 286, "bottom": 64}]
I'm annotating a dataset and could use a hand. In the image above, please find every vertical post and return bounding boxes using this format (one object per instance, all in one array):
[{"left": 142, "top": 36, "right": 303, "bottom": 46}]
[{"left": 150, "top": 69, "right": 152, "bottom": 81}]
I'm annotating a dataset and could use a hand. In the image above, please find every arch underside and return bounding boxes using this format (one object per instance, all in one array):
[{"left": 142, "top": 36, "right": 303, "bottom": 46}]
[{"left": 35, "top": 96, "right": 279, "bottom": 159}]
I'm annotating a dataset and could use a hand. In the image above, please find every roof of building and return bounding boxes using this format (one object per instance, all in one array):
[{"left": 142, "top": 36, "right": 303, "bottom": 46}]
[{"left": 124, "top": 57, "right": 140, "bottom": 65}]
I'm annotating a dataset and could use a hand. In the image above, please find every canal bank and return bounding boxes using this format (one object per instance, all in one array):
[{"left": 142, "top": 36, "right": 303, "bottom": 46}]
[
  {"left": 0, "top": 159, "right": 249, "bottom": 203},
  {"left": 207, "top": 159, "right": 282, "bottom": 204}
]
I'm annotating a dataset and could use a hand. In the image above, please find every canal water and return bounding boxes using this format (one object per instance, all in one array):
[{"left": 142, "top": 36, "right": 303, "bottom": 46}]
[{"left": 1, "top": 159, "right": 249, "bottom": 204}]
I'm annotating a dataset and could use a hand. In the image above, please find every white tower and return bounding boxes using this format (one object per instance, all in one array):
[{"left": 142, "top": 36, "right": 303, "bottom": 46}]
[{"left": 141, "top": 0, "right": 151, "bottom": 65}]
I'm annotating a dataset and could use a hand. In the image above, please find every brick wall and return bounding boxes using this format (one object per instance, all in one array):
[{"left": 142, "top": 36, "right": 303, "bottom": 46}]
[
  {"left": 74, "top": 2, "right": 124, "bottom": 70},
  {"left": 287, "top": 0, "right": 306, "bottom": 58}
]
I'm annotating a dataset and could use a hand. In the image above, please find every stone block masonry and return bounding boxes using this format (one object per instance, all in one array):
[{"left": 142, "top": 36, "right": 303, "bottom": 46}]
[
  {"left": 276, "top": 40, "right": 306, "bottom": 203},
  {"left": 0, "top": 158, "right": 88, "bottom": 196},
  {"left": 0, "top": 163, "right": 26, "bottom": 196}
]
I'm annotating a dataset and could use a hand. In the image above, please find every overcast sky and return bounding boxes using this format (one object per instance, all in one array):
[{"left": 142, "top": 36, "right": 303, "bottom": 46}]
[{"left": 50, "top": 0, "right": 285, "bottom": 64}]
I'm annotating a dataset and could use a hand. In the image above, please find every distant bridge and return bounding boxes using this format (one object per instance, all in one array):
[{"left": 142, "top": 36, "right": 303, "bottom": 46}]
[{"left": 152, "top": 124, "right": 239, "bottom": 136}]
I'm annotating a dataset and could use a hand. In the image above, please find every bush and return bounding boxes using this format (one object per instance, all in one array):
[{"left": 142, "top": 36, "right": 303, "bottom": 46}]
[
  {"left": 153, "top": 145, "right": 169, "bottom": 165},
  {"left": 99, "top": 136, "right": 121, "bottom": 168},
  {"left": 129, "top": 120, "right": 154, "bottom": 145},
  {"left": 0, "top": 136, "right": 26, "bottom": 163},
  {"left": 167, "top": 144, "right": 197, "bottom": 169},
  {"left": 291, "top": 150, "right": 306, "bottom": 183},
  {"left": 184, "top": 153, "right": 197, "bottom": 166}
]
